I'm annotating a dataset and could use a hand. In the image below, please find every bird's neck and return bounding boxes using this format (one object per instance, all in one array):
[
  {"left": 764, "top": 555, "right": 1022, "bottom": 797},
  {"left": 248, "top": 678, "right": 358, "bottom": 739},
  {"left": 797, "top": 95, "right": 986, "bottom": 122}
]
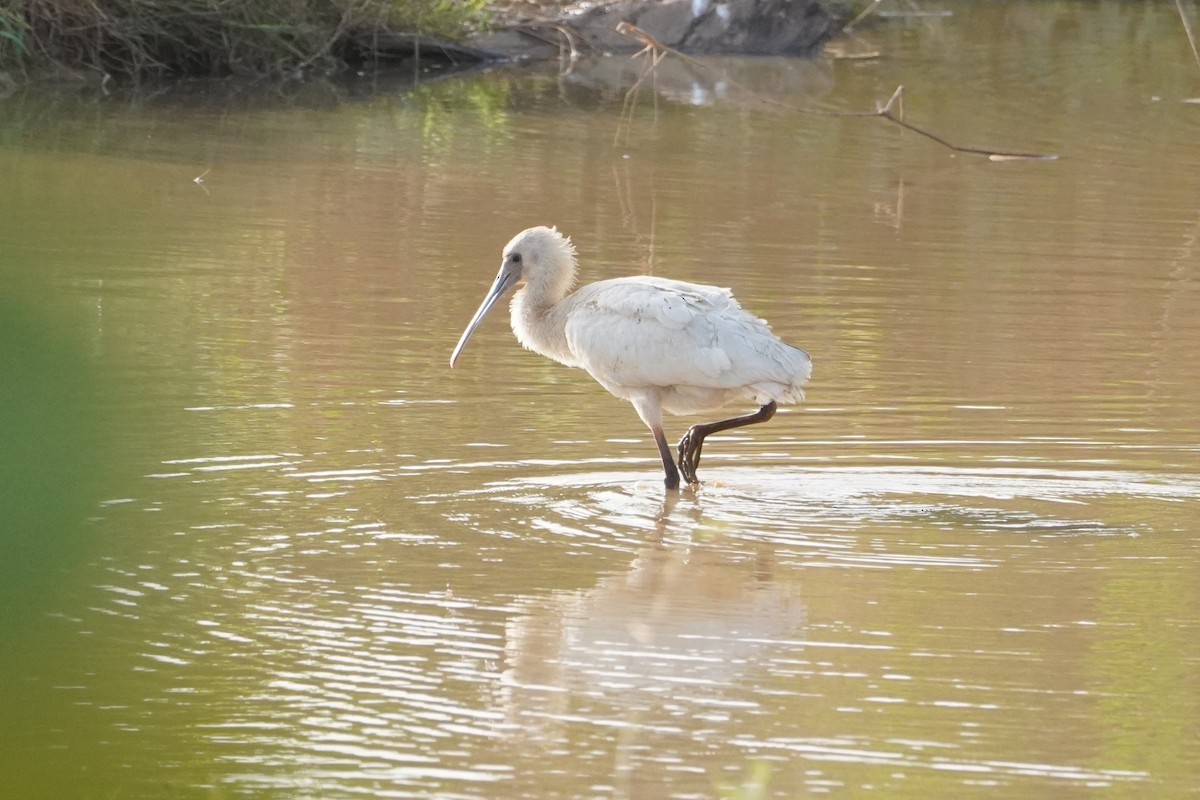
[{"left": 510, "top": 283, "right": 577, "bottom": 367}]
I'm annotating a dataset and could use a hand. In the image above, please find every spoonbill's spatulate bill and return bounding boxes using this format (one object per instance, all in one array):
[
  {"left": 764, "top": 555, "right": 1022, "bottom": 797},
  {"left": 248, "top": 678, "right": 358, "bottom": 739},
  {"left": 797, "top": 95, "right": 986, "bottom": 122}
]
[{"left": 450, "top": 226, "right": 812, "bottom": 489}]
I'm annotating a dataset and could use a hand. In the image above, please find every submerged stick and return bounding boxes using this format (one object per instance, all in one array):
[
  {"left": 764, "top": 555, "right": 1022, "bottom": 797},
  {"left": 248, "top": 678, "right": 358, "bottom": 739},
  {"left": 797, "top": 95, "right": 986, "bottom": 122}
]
[{"left": 612, "top": 22, "right": 1058, "bottom": 161}]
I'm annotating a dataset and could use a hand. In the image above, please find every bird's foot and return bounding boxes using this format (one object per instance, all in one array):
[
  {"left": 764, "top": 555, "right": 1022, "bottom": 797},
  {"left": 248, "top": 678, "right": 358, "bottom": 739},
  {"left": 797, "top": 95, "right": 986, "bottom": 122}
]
[{"left": 677, "top": 428, "right": 703, "bottom": 486}]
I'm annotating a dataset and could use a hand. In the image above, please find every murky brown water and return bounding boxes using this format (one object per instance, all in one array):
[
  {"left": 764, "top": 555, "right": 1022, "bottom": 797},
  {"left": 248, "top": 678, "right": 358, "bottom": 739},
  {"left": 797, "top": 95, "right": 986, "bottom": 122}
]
[{"left": 3, "top": 2, "right": 1200, "bottom": 798}]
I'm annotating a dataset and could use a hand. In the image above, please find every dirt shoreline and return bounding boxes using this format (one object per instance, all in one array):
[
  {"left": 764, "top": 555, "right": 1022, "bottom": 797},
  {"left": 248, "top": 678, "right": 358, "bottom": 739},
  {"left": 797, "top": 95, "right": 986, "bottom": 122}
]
[{"left": 465, "top": 0, "right": 836, "bottom": 64}]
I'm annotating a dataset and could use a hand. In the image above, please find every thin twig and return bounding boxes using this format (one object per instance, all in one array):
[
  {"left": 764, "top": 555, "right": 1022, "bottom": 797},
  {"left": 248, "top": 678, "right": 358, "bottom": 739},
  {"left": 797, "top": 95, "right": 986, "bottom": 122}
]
[
  {"left": 1177, "top": 0, "right": 1200, "bottom": 77},
  {"left": 193, "top": 168, "right": 211, "bottom": 195},
  {"left": 843, "top": 0, "right": 886, "bottom": 34},
  {"left": 514, "top": 22, "right": 586, "bottom": 63},
  {"left": 613, "top": 22, "right": 1058, "bottom": 161},
  {"left": 549, "top": 23, "right": 583, "bottom": 62}
]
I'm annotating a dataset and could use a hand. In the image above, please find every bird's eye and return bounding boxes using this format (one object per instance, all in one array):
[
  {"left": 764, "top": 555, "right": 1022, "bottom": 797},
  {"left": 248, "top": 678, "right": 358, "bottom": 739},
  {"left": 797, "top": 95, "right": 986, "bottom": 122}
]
[{"left": 511, "top": 253, "right": 522, "bottom": 264}]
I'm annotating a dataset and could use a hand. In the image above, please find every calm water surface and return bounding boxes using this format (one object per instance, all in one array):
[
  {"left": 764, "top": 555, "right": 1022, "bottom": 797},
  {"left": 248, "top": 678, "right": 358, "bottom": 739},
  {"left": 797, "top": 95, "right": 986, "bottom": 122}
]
[{"left": 2, "top": 2, "right": 1199, "bottom": 798}]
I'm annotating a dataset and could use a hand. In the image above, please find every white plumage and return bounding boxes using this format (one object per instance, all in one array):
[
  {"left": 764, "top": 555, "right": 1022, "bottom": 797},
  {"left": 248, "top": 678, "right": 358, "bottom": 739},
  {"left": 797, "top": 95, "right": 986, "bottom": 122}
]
[{"left": 451, "top": 226, "right": 812, "bottom": 489}]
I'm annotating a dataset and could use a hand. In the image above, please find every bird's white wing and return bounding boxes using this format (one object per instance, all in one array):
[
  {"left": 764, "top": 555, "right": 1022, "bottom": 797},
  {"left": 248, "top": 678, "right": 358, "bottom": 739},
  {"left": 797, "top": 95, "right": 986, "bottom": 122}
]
[{"left": 563, "top": 277, "right": 810, "bottom": 396}]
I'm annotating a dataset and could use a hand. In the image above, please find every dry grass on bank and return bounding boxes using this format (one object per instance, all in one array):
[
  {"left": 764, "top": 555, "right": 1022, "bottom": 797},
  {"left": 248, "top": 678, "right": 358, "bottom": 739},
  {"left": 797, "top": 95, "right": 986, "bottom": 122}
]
[{"left": 0, "top": 0, "right": 490, "bottom": 82}]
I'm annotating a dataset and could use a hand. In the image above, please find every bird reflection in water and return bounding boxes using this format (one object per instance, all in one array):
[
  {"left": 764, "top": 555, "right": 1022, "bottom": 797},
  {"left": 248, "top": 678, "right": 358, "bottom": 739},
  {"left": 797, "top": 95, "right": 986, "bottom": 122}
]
[{"left": 497, "top": 505, "right": 806, "bottom": 790}]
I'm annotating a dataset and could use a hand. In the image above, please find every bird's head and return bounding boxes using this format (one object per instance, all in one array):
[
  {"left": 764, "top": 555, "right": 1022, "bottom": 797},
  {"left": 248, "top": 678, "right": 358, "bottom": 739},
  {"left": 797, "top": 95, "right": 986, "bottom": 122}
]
[
  {"left": 499, "top": 226, "right": 577, "bottom": 288},
  {"left": 450, "top": 226, "right": 577, "bottom": 368}
]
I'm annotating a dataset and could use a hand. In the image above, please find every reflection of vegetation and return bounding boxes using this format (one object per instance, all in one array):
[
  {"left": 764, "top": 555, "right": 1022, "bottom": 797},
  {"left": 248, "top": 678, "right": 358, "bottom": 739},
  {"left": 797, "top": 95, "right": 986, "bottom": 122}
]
[
  {"left": 0, "top": 0, "right": 489, "bottom": 81},
  {"left": 716, "top": 760, "right": 773, "bottom": 800},
  {"left": 407, "top": 75, "right": 516, "bottom": 158},
  {"left": 0, "top": 296, "right": 98, "bottom": 606},
  {"left": 1090, "top": 550, "right": 1200, "bottom": 792}
]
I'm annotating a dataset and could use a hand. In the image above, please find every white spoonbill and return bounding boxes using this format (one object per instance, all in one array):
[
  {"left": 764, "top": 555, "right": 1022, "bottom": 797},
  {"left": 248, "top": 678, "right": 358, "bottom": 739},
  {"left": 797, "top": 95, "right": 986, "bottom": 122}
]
[{"left": 450, "top": 226, "right": 812, "bottom": 489}]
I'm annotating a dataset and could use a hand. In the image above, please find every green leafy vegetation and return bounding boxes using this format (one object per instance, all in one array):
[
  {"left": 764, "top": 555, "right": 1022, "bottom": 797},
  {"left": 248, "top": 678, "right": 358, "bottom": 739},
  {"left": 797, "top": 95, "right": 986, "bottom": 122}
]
[{"left": 0, "top": 0, "right": 491, "bottom": 82}]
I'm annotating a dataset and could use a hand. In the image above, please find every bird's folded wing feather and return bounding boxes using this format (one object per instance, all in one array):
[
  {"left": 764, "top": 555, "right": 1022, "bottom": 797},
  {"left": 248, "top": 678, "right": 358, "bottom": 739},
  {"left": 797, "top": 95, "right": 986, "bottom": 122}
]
[{"left": 563, "top": 277, "right": 810, "bottom": 390}]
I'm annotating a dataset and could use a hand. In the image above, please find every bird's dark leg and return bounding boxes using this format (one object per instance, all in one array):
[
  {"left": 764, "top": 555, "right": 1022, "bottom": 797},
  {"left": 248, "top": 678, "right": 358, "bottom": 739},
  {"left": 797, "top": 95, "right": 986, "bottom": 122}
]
[
  {"left": 677, "top": 401, "right": 777, "bottom": 485},
  {"left": 653, "top": 426, "right": 681, "bottom": 490}
]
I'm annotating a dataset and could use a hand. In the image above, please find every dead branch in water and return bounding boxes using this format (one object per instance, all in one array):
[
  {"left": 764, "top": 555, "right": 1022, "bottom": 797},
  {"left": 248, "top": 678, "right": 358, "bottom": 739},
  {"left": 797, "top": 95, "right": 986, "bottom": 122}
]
[
  {"left": 860, "top": 85, "right": 1057, "bottom": 161},
  {"left": 613, "top": 22, "right": 1058, "bottom": 162}
]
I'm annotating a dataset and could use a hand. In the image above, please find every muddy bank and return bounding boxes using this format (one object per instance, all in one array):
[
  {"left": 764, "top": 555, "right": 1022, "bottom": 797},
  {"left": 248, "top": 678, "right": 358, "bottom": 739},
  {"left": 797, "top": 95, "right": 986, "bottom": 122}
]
[
  {"left": 0, "top": 0, "right": 835, "bottom": 88},
  {"left": 467, "top": 0, "right": 835, "bottom": 62}
]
